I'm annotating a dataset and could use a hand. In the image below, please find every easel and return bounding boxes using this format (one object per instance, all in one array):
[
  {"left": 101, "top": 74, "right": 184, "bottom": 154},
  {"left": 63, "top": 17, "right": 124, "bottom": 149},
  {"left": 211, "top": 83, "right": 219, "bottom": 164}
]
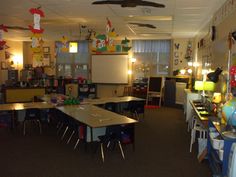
[{"left": 146, "top": 77, "right": 163, "bottom": 107}]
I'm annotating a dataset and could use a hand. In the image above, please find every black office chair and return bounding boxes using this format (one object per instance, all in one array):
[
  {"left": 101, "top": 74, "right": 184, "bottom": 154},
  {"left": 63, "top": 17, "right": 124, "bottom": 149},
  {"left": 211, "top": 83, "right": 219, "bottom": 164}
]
[
  {"left": 123, "top": 101, "right": 144, "bottom": 121},
  {"left": 104, "top": 102, "right": 117, "bottom": 112},
  {"left": 98, "top": 125, "right": 125, "bottom": 162},
  {"left": 23, "top": 108, "right": 42, "bottom": 135}
]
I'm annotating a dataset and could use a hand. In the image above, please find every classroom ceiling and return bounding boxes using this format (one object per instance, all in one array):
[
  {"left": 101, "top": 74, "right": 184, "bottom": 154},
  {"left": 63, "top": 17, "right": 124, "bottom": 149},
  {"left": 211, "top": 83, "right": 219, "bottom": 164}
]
[{"left": 1, "top": 0, "right": 227, "bottom": 41}]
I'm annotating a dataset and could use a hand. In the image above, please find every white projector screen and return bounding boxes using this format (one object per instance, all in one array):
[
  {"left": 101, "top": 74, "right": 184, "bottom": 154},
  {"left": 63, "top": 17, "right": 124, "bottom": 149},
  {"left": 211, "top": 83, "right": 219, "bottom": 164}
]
[{"left": 92, "top": 55, "right": 128, "bottom": 84}]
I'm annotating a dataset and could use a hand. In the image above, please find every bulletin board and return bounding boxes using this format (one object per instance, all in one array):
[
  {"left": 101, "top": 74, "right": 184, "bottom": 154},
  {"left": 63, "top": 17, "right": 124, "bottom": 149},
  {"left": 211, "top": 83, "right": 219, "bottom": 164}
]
[{"left": 91, "top": 54, "right": 128, "bottom": 84}]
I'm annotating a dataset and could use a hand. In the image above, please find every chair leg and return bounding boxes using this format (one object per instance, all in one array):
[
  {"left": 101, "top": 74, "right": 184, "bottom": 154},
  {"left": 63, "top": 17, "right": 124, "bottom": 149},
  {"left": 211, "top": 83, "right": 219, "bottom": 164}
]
[
  {"left": 67, "top": 130, "right": 75, "bottom": 144},
  {"left": 56, "top": 121, "right": 62, "bottom": 129},
  {"left": 74, "top": 138, "right": 80, "bottom": 150},
  {"left": 100, "top": 143, "right": 105, "bottom": 162},
  {"left": 107, "top": 141, "right": 111, "bottom": 148},
  {"left": 134, "top": 111, "right": 139, "bottom": 121},
  {"left": 23, "top": 121, "right": 26, "bottom": 136},
  {"left": 37, "top": 120, "right": 42, "bottom": 134},
  {"left": 57, "top": 122, "right": 64, "bottom": 135},
  {"left": 190, "top": 129, "right": 195, "bottom": 152},
  {"left": 118, "top": 140, "right": 125, "bottom": 159},
  {"left": 61, "top": 126, "right": 69, "bottom": 140}
]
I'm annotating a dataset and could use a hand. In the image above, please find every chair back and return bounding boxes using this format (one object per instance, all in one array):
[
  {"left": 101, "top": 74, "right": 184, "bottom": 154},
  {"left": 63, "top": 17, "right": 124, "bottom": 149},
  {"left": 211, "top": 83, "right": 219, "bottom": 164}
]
[
  {"left": 105, "top": 125, "right": 122, "bottom": 139},
  {"left": 25, "top": 108, "right": 40, "bottom": 120},
  {"left": 104, "top": 102, "right": 117, "bottom": 112}
]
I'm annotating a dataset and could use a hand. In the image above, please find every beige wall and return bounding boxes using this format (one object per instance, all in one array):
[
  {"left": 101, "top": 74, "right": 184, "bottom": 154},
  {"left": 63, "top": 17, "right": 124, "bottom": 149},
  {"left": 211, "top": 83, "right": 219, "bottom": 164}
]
[
  {"left": 195, "top": 6, "right": 236, "bottom": 94},
  {"left": 23, "top": 41, "right": 56, "bottom": 76},
  {"left": 0, "top": 40, "right": 23, "bottom": 84},
  {"left": 172, "top": 38, "right": 194, "bottom": 72}
]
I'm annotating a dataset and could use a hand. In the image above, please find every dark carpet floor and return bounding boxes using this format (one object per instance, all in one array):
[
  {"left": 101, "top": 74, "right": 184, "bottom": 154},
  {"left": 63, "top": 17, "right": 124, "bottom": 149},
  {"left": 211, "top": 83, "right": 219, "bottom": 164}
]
[{"left": 0, "top": 107, "right": 211, "bottom": 177}]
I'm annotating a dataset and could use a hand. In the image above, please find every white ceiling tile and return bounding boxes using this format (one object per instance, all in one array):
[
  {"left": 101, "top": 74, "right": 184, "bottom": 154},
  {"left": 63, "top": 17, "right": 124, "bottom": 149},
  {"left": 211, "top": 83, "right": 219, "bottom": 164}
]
[{"left": 0, "top": 0, "right": 228, "bottom": 40}]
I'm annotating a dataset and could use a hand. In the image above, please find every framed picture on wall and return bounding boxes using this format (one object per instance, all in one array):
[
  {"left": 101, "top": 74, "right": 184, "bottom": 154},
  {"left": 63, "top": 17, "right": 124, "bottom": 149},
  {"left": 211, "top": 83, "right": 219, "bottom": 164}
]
[
  {"left": 1, "top": 61, "right": 7, "bottom": 70},
  {"left": 43, "top": 54, "right": 51, "bottom": 66},
  {"left": 43, "top": 47, "right": 50, "bottom": 53}
]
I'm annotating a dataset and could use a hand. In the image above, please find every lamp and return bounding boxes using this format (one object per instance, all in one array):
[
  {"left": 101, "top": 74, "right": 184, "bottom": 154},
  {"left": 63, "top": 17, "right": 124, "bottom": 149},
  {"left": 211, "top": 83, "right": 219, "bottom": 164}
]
[
  {"left": 194, "top": 80, "right": 215, "bottom": 100},
  {"left": 207, "top": 67, "right": 223, "bottom": 83},
  {"left": 194, "top": 81, "right": 204, "bottom": 91},
  {"left": 204, "top": 81, "right": 215, "bottom": 92}
]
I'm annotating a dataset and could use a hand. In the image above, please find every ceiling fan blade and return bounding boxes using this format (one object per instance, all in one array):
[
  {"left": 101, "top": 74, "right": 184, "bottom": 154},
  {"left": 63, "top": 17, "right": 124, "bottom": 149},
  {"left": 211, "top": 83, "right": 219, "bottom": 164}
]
[
  {"left": 92, "top": 0, "right": 124, "bottom": 5},
  {"left": 129, "top": 23, "right": 156, "bottom": 29},
  {"left": 6, "top": 26, "right": 29, "bottom": 30},
  {"left": 92, "top": 0, "right": 165, "bottom": 8},
  {"left": 143, "top": 24, "right": 156, "bottom": 28},
  {"left": 139, "top": 1, "right": 165, "bottom": 8}
]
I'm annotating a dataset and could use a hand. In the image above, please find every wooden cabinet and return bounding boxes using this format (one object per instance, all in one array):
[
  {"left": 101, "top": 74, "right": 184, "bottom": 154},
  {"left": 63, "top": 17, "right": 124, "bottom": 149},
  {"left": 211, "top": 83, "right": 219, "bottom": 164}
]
[{"left": 5, "top": 87, "right": 45, "bottom": 103}]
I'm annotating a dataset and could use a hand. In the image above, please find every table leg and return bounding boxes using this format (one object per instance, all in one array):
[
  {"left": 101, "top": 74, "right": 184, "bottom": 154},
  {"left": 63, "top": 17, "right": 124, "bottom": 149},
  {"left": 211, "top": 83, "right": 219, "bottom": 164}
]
[
  {"left": 10, "top": 110, "right": 15, "bottom": 130},
  {"left": 90, "top": 127, "right": 93, "bottom": 142},
  {"left": 132, "top": 124, "right": 135, "bottom": 151}
]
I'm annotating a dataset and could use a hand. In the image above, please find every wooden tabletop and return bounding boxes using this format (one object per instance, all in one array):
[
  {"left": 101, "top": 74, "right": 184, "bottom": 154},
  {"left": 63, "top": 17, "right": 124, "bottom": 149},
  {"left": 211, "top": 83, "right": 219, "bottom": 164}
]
[
  {"left": 0, "top": 102, "right": 54, "bottom": 111},
  {"left": 57, "top": 104, "right": 138, "bottom": 128},
  {"left": 0, "top": 95, "right": 141, "bottom": 128},
  {"left": 82, "top": 96, "right": 145, "bottom": 105}
]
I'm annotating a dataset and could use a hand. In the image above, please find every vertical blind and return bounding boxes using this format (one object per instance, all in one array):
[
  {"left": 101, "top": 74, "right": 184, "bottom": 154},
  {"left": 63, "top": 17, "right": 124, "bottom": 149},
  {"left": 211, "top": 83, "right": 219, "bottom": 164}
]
[{"left": 132, "top": 40, "right": 171, "bottom": 77}]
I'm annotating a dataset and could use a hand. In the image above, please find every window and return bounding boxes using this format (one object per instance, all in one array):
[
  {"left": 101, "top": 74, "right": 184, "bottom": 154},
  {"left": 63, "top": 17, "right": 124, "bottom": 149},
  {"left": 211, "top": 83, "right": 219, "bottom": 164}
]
[
  {"left": 56, "top": 41, "right": 89, "bottom": 79},
  {"left": 132, "top": 40, "right": 171, "bottom": 80}
]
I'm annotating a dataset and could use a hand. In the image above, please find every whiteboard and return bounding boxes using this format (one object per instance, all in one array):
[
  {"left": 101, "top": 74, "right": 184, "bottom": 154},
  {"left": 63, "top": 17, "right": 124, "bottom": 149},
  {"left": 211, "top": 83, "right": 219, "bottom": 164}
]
[{"left": 91, "top": 55, "right": 128, "bottom": 84}]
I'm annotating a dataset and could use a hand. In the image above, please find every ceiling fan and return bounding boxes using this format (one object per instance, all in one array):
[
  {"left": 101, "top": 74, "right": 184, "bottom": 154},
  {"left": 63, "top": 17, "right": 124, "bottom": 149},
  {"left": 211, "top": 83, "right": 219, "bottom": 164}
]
[
  {"left": 6, "top": 26, "right": 29, "bottom": 31},
  {"left": 129, "top": 22, "right": 156, "bottom": 29},
  {"left": 92, "top": 0, "right": 165, "bottom": 8}
]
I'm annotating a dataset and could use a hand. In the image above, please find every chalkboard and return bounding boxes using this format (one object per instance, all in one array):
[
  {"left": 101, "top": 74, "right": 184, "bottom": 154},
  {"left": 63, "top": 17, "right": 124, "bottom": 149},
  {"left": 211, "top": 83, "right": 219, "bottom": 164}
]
[{"left": 148, "top": 77, "right": 163, "bottom": 92}]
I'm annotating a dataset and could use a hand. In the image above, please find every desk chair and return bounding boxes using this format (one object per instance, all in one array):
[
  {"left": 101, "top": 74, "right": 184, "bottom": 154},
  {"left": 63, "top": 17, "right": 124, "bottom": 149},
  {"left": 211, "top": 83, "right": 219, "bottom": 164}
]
[
  {"left": 98, "top": 125, "right": 125, "bottom": 162},
  {"left": 104, "top": 102, "right": 117, "bottom": 113},
  {"left": 189, "top": 118, "right": 207, "bottom": 152},
  {"left": 123, "top": 101, "right": 144, "bottom": 121},
  {"left": 65, "top": 121, "right": 85, "bottom": 150},
  {"left": 23, "top": 108, "right": 42, "bottom": 135}
]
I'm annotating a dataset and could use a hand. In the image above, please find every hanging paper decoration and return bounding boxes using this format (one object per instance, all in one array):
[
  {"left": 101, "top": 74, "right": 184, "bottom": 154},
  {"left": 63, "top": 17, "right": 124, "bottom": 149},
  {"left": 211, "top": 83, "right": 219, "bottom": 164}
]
[
  {"left": 0, "top": 24, "right": 8, "bottom": 50},
  {"left": 185, "top": 41, "right": 193, "bottom": 62},
  {"left": 60, "top": 36, "right": 69, "bottom": 53},
  {"left": 230, "top": 66, "right": 236, "bottom": 87},
  {"left": 31, "top": 33, "right": 44, "bottom": 53},
  {"left": 121, "top": 37, "right": 131, "bottom": 52},
  {"left": 92, "top": 18, "right": 131, "bottom": 53},
  {"left": 28, "top": 8, "right": 45, "bottom": 34},
  {"left": 95, "top": 34, "right": 107, "bottom": 52},
  {"left": 29, "top": 7, "right": 45, "bottom": 65}
]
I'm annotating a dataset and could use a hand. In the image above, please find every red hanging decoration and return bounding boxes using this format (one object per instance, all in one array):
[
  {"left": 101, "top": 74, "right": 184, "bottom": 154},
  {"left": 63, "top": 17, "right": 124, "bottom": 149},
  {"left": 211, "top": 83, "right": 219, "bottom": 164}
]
[
  {"left": 28, "top": 8, "right": 45, "bottom": 34},
  {"left": 0, "top": 24, "right": 8, "bottom": 49},
  {"left": 230, "top": 66, "right": 236, "bottom": 87}
]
